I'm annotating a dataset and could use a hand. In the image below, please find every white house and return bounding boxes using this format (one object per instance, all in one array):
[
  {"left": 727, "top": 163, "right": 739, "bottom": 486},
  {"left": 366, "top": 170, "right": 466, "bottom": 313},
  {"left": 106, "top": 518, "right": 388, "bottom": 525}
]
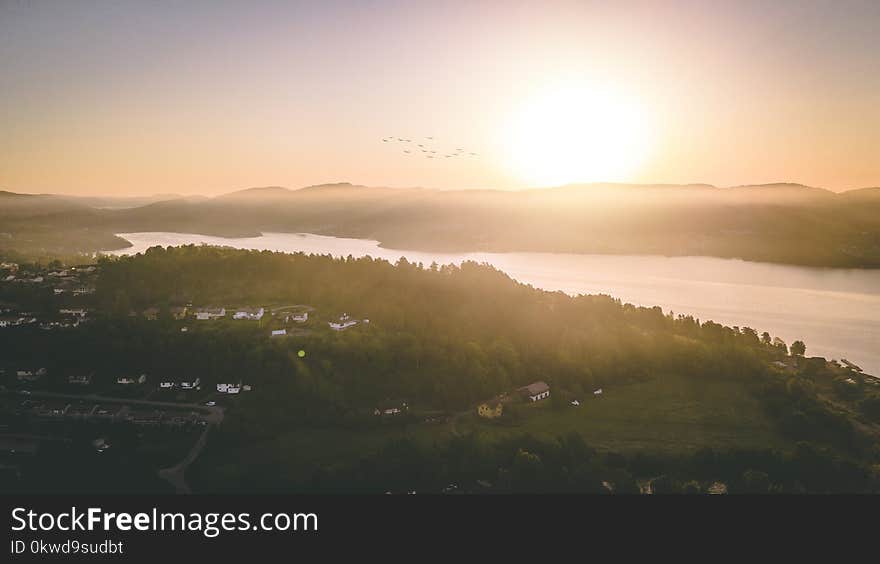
[
  {"left": 17, "top": 368, "right": 47, "bottom": 382},
  {"left": 288, "top": 312, "right": 309, "bottom": 323},
  {"left": 519, "top": 381, "right": 550, "bottom": 402},
  {"left": 180, "top": 377, "right": 201, "bottom": 390},
  {"left": 271, "top": 329, "right": 287, "bottom": 337},
  {"left": 59, "top": 308, "right": 88, "bottom": 318},
  {"left": 593, "top": 388, "right": 603, "bottom": 396},
  {"left": 233, "top": 307, "right": 265, "bottom": 320},
  {"left": 195, "top": 307, "right": 226, "bottom": 320},
  {"left": 117, "top": 374, "right": 147, "bottom": 385},
  {"left": 217, "top": 383, "right": 242, "bottom": 394},
  {"left": 68, "top": 373, "right": 92, "bottom": 386},
  {"left": 159, "top": 381, "right": 176, "bottom": 389}
]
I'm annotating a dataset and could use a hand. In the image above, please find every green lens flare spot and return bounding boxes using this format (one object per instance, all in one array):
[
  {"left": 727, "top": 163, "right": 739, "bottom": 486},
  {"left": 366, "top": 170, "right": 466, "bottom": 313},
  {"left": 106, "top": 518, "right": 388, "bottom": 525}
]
[{"left": 297, "top": 349, "right": 306, "bottom": 358}]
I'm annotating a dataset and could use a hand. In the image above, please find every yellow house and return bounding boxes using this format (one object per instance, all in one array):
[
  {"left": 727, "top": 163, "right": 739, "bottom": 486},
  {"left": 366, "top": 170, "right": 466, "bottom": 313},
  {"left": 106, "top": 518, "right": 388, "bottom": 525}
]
[{"left": 477, "top": 400, "right": 503, "bottom": 419}]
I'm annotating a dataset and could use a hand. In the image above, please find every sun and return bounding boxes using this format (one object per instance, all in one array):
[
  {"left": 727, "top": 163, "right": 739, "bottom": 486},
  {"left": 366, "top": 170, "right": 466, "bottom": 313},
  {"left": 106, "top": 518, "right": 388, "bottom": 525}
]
[{"left": 502, "top": 83, "right": 653, "bottom": 187}]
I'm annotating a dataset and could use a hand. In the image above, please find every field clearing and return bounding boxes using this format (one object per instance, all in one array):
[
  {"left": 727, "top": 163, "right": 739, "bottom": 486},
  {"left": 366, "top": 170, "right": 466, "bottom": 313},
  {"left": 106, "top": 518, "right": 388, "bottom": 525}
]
[{"left": 458, "top": 373, "right": 791, "bottom": 454}]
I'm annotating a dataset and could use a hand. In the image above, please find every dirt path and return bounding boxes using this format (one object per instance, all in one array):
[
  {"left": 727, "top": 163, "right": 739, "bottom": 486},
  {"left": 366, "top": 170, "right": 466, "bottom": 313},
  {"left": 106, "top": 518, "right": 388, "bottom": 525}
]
[{"left": 158, "top": 418, "right": 220, "bottom": 494}]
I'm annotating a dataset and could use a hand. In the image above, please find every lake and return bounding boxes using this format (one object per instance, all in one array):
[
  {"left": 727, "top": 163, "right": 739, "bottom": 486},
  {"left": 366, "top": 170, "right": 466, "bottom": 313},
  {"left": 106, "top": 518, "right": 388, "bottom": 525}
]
[{"left": 111, "top": 232, "right": 880, "bottom": 376}]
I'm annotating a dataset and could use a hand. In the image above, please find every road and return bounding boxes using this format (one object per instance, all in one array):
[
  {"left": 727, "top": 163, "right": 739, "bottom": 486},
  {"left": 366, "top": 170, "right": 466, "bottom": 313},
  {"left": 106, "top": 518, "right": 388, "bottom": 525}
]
[
  {"left": 157, "top": 418, "right": 220, "bottom": 494},
  {"left": 270, "top": 304, "right": 315, "bottom": 314},
  {"left": 1, "top": 389, "right": 223, "bottom": 422}
]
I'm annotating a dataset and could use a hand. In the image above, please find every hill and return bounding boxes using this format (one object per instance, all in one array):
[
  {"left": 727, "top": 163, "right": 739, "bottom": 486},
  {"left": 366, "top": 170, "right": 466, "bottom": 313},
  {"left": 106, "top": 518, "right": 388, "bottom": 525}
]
[{"left": 6, "top": 245, "right": 869, "bottom": 493}]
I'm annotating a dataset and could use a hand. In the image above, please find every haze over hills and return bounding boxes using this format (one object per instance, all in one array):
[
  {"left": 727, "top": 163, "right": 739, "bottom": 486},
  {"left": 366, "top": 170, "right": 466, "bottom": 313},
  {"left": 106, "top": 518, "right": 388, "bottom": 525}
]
[{"left": 2, "top": 182, "right": 879, "bottom": 267}]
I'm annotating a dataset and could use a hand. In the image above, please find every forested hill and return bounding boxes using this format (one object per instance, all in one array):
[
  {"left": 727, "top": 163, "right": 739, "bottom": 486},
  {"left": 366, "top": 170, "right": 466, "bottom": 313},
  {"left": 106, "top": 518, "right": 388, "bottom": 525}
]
[
  {"left": 7, "top": 245, "right": 880, "bottom": 492},
  {"left": 3, "top": 182, "right": 880, "bottom": 267}
]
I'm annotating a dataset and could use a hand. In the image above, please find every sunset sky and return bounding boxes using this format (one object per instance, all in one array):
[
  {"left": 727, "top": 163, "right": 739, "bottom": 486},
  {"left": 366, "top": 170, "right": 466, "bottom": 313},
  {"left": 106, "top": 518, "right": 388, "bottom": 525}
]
[{"left": 1, "top": 0, "right": 878, "bottom": 196}]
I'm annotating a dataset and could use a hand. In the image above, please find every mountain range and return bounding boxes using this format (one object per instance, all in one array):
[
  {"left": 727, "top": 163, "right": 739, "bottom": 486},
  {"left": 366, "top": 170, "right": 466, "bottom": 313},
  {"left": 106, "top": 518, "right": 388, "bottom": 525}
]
[{"left": 2, "top": 182, "right": 879, "bottom": 267}]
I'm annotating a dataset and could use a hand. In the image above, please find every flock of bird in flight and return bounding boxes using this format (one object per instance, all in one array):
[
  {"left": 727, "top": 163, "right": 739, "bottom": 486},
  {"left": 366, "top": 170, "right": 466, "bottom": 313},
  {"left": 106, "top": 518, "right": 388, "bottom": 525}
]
[{"left": 381, "top": 136, "right": 479, "bottom": 159}]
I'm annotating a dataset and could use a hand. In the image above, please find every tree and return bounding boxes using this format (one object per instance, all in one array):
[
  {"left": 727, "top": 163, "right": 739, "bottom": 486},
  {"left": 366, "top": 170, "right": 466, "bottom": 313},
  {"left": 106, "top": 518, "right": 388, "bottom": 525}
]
[
  {"left": 772, "top": 337, "right": 788, "bottom": 355},
  {"left": 741, "top": 469, "right": 771, "bottom": 494},
  {"left": 510, "top": 449, "right": 543, "bottom": 491},
  {"left": 790, "top": 340, "right": 806, "bottom": 357}
]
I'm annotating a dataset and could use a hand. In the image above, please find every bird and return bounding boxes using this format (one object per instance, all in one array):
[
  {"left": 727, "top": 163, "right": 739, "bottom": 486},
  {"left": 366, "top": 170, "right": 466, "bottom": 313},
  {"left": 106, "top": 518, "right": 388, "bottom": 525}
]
[
  {"left": 426, "top": 136, "right": 433, "bottom": 140},
  {"left": 403, "top": 150, "right": 411, "bottom": 153}
]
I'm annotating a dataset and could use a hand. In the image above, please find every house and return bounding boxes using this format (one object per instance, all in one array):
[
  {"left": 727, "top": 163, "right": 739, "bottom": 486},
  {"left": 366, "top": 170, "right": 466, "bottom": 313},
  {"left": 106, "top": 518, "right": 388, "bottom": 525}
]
[
  {"left": 374, "top": 401, "right": 409, "bottom": 416},
  {"left": 477, "top": 399, "right": 504, "bottom": 419},
  {"left": 142, "top": 307, "right": 160, "bottom": 320},
  {"left": 117, "top": 374, "right": 147, "bottom": 385},
  {"left": 17, "top": 368, "right": 46, "bottom": 382},
  {"left": 233, "top": 307, "right": 265, "bottom": 320},
  {"left": 195, "top": 307, "right": 226, "bottom": 320},
  {"left": 287, "top": 312, "right": 309, "bottom": 323},
  {"left": 329, "top": 313, "right": 360, "bottom": 331},
  {"left": 571, "top": 400, "right": 580, "bottom": 406},
  {"left": 271, "top": 329, "right": 287, "bottom": 337},
  {"left": 518, "top": 381, "right": 550, "bottom": 402},
  {"left": 59, "top": 308, "right": 88, "bottom": 318},
  {"left": 180, "top": 377, "right": 201, "bottom": 390},
  {"left": 68, "top": 373, "right": 93, "bottom": 386},
  {"left": 217, "top": 382, "right": 242, "bottom": 394},
  {"left": 170, "top": 306, "right": 188, "bottom": 320},
  {"left": 0, "top": 316, "right": 33, "bottom": 328},
  {"left": 158, "top": 381, "right": 176, "bottom": 389}
]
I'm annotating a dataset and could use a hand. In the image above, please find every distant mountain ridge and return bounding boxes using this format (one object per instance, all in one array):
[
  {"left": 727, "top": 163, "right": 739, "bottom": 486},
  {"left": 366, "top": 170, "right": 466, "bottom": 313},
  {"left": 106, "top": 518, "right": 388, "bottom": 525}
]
[{"left": 2, "top": 181, "right": 879, "bottom": 267}]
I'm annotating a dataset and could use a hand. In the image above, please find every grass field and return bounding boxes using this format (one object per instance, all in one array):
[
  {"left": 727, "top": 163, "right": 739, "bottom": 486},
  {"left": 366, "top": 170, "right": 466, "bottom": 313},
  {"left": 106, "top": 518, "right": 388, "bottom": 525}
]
[{"left": 457, "top": 373, "right": 791, "bottom": 454}]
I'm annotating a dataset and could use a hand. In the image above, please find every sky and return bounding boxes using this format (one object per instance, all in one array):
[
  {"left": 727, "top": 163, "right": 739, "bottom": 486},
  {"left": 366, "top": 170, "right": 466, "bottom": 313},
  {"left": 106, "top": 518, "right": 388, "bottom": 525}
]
[{"left": 1, "top": 0, "right": 879, "bottom": 196}]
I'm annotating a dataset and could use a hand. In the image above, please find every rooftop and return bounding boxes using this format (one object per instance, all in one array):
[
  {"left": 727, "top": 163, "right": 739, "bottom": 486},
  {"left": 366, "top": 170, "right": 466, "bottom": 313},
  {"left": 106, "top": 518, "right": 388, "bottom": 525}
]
[{"left": 519, "top": 381, "right": 550, "bottom": 396}]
